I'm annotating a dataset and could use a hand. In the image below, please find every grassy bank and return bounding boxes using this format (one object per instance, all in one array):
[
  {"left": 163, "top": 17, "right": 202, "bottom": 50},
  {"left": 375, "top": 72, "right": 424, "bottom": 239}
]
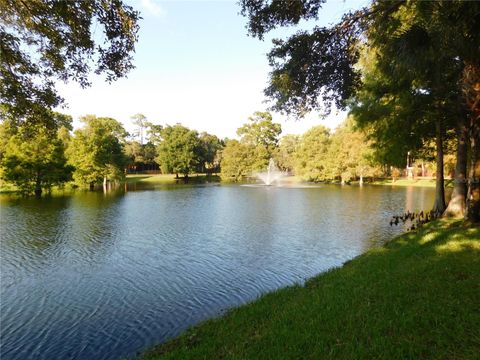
[
  {"left": 126, "top": 174, "right": 220, "bottom": 185},
  {"left": 142, "top": 220, "right": 479, "bottom": 359},
  {"left": 370, "top": 178, "right": 454, "bottom": 188}
]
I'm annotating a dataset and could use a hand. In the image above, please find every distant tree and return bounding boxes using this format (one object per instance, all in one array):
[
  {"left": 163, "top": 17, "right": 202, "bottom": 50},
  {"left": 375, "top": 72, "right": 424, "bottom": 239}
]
[
  {"left": 274, "top": 134, "right": 300, "bottom": 172},
  {"left": 198, "top": 132, "right": 224, "bottom": 174},
  {"left": 124, "top": 140, "right": 158, "bottom": 172},
  {"left": 326, "top": 118, "right": 379, "bottom": 184},
  {"left": 131, "top": 113, "right": 148, "bottom": 144},
  {"left": 1, "top": 1, "right": 140, "bottom": 128},
  {"left": 220, "top": 140, "right": 257, "bottom": 181},
  {"left": 294, "top": 125, "right": 330, "bottom": 182},
  {"left": 146, "top": 123, "right": 164, "bottom": 145},
  {"left": 237, "top": 111, "right": 282, "bottom": 156},
  {"left": 0, "top": 124, "right": 72, "bottom": 195},
  {"left": 155, "top": 124, "right": 201, "bottom": 179},
  {"left": 68, "top": 115, "right": 127, "bottom": 189}
]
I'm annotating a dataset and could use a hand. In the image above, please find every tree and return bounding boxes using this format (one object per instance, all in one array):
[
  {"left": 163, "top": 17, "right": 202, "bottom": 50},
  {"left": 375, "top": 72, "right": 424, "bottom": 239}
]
[
  {"left": 131, "top": 113, "right": 148, "bottom": 144},
  {"left": 1, "top": 1, "right": 140, "bottom": 128},
  {"left": 155, "top": 124, "right": 201, "bottom": 179},
  {"left": 294, "top": 125, "right": 330, "bottom": 182},
  {"left": 0, "top": 124, "right": 72, "bottom": 195},
  {"left": 146, "top": 123, "right": 164, "bottom": 146},
  {"left": 198, "top": 132, "right": 224, "bottom": 174},
  {"left": 68, "top": 115, "right": 127, "bottom": 189},
  {"left": 236, "top": 111, "right": 282, "bottom": 156},
  {"left": 220, "top": 140, "right": 257, "bottom": 181},
  {"left": 275, "top": 134, "right": 300, "bottom": 172},
  {"left": 326, "top": 117, "right": 379, "bottom": 184}
]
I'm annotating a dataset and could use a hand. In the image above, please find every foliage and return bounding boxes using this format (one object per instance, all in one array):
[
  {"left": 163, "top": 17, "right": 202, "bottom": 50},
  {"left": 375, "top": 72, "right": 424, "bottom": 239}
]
[
  {"left": 236, "top": 111, "right": 281, "bottom": 155},
  {"left": 325, "top": 118, "right": 379, "bottom": 183},
  {"left": 0, "top": 125, "right": 72, "bottom": 194},
  {"left": 198, "top": 132, "right": 224, "bottom": 173},
  {"left": 156, "top": 124, "right": 201, "bottom": 177},
  {"left": 221, "top": 112, "right": 281, "bottom": 181},
  {"left": 240, "top": 0, "right": 367, "bottom": 117},
  {"left": 0, "top": 0, "right": 140, "bottom": 128},
  {"left": 67, "top": 115, "right": 127, "bottom": 186},
  {"left": 274, "top": 134, "right": 300, "bottom": 172},
  {"left": 220, "top": 140, "right": 257, "bottom": 181},
  {"left": 294, "top": 125, "right": 330, "bottom": 182}
]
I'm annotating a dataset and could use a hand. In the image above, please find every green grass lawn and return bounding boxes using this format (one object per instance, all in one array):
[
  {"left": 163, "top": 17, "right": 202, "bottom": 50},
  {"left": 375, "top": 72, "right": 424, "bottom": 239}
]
[{"left": 142, "top": 219, "right": 480, "bottom": 359}]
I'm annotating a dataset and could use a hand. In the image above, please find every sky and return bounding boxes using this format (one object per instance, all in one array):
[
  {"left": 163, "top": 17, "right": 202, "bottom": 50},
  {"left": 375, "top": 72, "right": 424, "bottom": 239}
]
[{"left": 56, "top": 0, "right": 368, "bottom": 139}]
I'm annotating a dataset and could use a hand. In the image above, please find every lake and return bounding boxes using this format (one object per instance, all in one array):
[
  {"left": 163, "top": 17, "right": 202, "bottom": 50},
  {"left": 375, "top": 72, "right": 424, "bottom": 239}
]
[{"left": 0, "top": 184, "right": 436, "bottom": 359}]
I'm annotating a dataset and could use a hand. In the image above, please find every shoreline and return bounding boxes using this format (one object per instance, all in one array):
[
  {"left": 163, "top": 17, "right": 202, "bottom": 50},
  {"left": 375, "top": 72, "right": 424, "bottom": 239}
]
[
  {"left": 0, "top": 175, "right": 448, "bottom": 194},
  {"left": 141, "top": 219, "right": 479, "bottom": 359}
]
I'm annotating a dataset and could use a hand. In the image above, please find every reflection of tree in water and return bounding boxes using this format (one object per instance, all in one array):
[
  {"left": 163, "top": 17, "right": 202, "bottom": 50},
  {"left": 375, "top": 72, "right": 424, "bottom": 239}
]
[{"left": 0, "top": 191, "right": 126, "bottom": 287}]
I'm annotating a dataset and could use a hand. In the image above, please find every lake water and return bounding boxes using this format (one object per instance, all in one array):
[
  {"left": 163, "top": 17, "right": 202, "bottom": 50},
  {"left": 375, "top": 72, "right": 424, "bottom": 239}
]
[{"left": 0, "top": 184, "right": 436, "bottom": 359}]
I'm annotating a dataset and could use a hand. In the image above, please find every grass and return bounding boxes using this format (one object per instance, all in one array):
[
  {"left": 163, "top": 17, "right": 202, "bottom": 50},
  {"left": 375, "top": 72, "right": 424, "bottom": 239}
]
[
  {"left": 370, "top": 178, "right": 454, "bottom": 188},
  {"left": 142, "top": 219, "right": 480, "bottom": 359},
  {"left": 126, "top": 174, "right": 220, "bottom": 185}
]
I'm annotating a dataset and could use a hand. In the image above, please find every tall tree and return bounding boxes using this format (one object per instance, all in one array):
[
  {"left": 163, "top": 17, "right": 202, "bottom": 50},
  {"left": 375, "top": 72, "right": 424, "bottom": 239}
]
[
  {"left": 275, "top": 134, "right": 300, "bottom": 172},
  {"left": 1, "top": 0, "right": 140, "bottom": 128},
  {"left": 198, "top": 132, "right": 224, "bottom": 174},
  {"left": 155, "top": 124, "right": 201, "bottom": 179},
  {"left": 294, "top": 125, "right": 330, "bottom": 182},
  {"left": 68, "top": 115, "right": 127, "bottom": 189},
  {"left": 131, "top": 113, "right": 148, "bottom": 145},
  {"left": 236, "top": 111, "right": 282, "bottom": 157},
  {"left": 0, "top": 121, "right": 73, "bottom": 195}
]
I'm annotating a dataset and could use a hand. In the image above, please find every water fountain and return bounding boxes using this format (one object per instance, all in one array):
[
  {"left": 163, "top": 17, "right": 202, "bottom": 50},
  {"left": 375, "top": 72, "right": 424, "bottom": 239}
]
[{"left": 256, "top": 158, "right": 285, "bottom": 186}]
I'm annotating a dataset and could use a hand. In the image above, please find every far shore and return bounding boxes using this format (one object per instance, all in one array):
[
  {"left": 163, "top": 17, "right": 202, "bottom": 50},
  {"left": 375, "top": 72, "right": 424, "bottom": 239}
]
[{"left": 0, "top": 174, "right": 450, "bottom": 194}]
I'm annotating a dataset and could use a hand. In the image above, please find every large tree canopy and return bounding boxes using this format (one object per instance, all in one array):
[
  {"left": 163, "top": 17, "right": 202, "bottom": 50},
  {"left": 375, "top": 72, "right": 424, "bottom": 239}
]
[{"left": 0, "top": 0, "right": 140, "bottom": 128}]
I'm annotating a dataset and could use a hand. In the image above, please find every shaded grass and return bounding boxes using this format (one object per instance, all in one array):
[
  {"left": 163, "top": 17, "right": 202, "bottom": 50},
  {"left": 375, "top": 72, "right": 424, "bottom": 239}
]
[{"left": 142, "top": 220, "right": 480, "bottom": 359}]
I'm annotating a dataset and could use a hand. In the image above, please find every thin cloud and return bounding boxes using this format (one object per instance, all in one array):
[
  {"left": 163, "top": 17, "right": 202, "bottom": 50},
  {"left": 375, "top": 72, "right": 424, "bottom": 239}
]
[{"left": 141, "top": 0, "right": 165, "bottom": 17}]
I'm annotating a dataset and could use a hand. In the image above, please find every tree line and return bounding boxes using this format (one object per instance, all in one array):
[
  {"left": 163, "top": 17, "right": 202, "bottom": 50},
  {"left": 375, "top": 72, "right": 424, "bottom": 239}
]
[
  {"left": 4, "top": 109, "right": 446, "bottom": 195},
  {"left": 0, "top": 113, "right": 223, "bottom": 195}
]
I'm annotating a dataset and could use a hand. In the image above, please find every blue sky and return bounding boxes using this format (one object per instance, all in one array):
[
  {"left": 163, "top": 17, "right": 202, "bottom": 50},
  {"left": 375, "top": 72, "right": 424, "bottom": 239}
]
[{"left": 57, "top": 0, "right": 368, "bottom": 139}]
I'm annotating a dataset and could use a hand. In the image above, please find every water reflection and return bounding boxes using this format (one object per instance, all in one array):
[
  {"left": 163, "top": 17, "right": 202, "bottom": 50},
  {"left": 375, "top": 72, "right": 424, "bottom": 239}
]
[{"left": 1, "top": 185, "right": 436, "bottom": 360}]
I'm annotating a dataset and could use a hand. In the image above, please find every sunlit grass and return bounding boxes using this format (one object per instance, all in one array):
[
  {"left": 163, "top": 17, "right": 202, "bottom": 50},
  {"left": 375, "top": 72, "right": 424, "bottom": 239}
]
[
  {"left": 371, "top": 178, "right": 439, "bottom": 187},
  {"left": 142, "top": 219, "right": 480, "bottom": 359},
  {"left": 126, "top": 174, "right": 220, "bottom": 184}
]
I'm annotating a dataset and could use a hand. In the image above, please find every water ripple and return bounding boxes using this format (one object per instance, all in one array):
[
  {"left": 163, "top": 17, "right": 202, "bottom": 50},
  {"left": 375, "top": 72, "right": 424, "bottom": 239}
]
[{"left": 0, "top": 185, "right": 437, "bottom": 360}]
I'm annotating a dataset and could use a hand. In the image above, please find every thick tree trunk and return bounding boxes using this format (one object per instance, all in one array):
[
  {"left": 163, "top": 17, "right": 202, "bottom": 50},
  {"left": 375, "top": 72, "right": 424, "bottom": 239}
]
[
  {"left": 466, "top": 118, "right": 480, "bottom": 222},
  {"left": 432, "top": 119, "right": 446, "bottom": 215},
  {"left": 444, "top": 118, "right": 468, "bottom": 217}
]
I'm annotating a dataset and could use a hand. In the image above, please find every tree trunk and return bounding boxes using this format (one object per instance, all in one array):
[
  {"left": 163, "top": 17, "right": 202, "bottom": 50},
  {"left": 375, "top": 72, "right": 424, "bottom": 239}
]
[
  {"left": 89, "top": 182, "right": 95, "bottom": 191},
  {"left": 432, "top": 119, "right": 446, "bottom": 215},
  {"left": 466, "top": 117, "right": 480, "bottom": 222},
  {"left": 34, "top": 173, "right": 42, "bottom": 197},
  {"left": 359, "top": 174, "right": 363, "bottom": 186},
  {"left": 462, "top": 62, "right": 480, "bottom": 223},
  {"left": 444, "top": 118, "right": 468, "bottom": 217}
]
